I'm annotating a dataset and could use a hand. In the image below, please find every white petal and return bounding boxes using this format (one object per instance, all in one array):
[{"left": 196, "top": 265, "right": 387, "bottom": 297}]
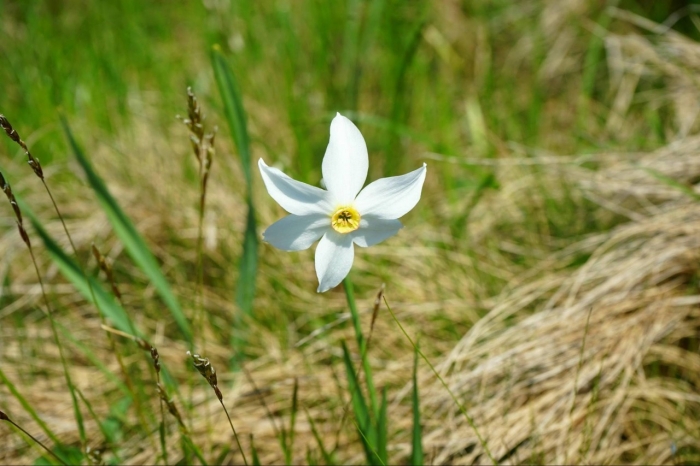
[
  {"left": 322, "top": 113, "right": 368, "bottom": 205},
  {"left": 352, "top": 216, "right": 403, "bottom": 247},
  {"left": 259, "top": 159, "right": 332, "bottom": 215},
  {"left": 354, "top": 164, "right": 427, "bottom": 219},
  {"left": 263, "top": 214, "right": 329, "bottom": 251},
  {"left": 315, "top": 231, "right": 355, "bottom": 293}
]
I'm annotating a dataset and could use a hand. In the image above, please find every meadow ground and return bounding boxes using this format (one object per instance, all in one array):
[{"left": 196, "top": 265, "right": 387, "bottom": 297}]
[{"left": 1, "top": 0, "right": 700, "bottom": 464}]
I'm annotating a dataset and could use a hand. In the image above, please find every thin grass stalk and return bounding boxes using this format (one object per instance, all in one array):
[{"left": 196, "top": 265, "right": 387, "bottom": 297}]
[
  {"left": 155, "top": 380, "right": 207, "bottom": 466},
  {"left": 303, "top": 406, "right": 334, "bottom": 465},
  {"left": 349, "top": 416, "right": 386, "bottom": 466},
  {"left": 0, "top": 170, "right": 87, "bottom": 453},
  {"left": 0, "top": 115, "right": 156, "bottom": 444},
  {"left": 100, "top": 324, "right": 170, "bottom": 465},
  {"left": 240, "top": 363, "right": 282, "bottom": 439},
  {"left": 75, "top": 388, "right": 124, "bottom": 464},
  {"left": 382, "top": 295, "right": 497, "bottom": 465},
  {"left": 179, "top": 86, "right": 217, "bottom": 446},
  {"left": 178, "top": 87, "right": 216, "bottom": 347},
  {"left": 188, "top": 351, "right": 248, "bottom": 466},
  {"left": 0, "top": 410, "right": 68, "bottom": 465},
  {"left": 90, "top": 244, "right": 156, "bottom": 449}
]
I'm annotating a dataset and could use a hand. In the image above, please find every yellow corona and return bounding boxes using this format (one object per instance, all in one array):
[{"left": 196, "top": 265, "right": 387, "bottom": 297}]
[{"left": 331, "top": 206, "right": 361, "bottom": 233}]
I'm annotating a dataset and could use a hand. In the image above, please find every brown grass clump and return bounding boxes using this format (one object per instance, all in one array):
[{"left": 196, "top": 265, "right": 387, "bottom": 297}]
[
  {"left": 409, "top": 17, "right": 700, "bottom": 462},
  {"left": 417, "top": 174, "right": 700, "bottom": 463}
]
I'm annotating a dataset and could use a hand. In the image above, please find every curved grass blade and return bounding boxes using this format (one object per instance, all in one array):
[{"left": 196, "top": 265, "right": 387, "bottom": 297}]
[
  {"left": 59, "top": 116, "right": 192, "bottom": 343},
  {"left": 22, "top": 202, "right": 134, "bottom": 336},
  {"left": 211, "top": 45, "right": 258, "bottom": 337}
]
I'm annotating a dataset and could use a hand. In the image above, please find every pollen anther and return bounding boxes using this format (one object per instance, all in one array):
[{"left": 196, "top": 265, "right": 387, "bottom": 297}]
[{"left": 331, "top": 206, "right": 361, "bottom": 234}]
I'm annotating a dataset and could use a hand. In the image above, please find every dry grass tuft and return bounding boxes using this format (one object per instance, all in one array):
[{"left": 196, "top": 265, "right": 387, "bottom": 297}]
[{"left": 416, "top": 106, "right": 700, "bottom": 466}]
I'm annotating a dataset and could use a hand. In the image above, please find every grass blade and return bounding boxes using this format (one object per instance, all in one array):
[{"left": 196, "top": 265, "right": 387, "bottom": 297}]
[
  {"left": 411, "top": 344, "right": 423, "bottom": 466},
  {"left": 284, "top": 377, "right": 299, "bottom": 465},
  {"left": 341, "top": 341, "right": 379, "bottom": 464},
  {"left": 59, "top": 116, "right": 192, "bottom": 343},
  {"left": 377, "top": 387, "right": 388, "bottom": 465},
  {"left": 236, "top": 202, "right": 258, "bottom": 319},
  {"left": 250, "top": 434, "right": 261, "bottom": 466},
  {"left": 643, "top": 167, "right": 700, "bottom": 202},
  {"left": 304, "top": 407, "right": 335, "bottom": 465},
  {"left": 211, "top": 45, "right": 258, "bottom": 346},
  {"left": 22, "top": 203, "right": 135, "bottom": 336},
  {"left": 211, "top": 45, "right": 252, "bottom": 187},
  {"left": 0, "top": 367, "right": 61, "bottom": 445},
  {"left": 343, "top": 278, "right": 378, "bottom": 416}
]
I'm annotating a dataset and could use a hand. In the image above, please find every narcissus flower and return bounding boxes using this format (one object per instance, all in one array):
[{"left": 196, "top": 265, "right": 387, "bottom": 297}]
[{"left": 259, "top": 113, "right": 427, "bottom": 292}]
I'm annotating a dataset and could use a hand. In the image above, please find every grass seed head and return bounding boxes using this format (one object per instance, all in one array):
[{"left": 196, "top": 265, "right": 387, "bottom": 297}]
[
  {"left": 0, "top": 114, "right": 44, "bottom": 179},
  {"left": 0, "top": 410, "right": 8, "bottom": 421},
  {"left": 187, "top": 351, "right": 217, "bottom": 385}
]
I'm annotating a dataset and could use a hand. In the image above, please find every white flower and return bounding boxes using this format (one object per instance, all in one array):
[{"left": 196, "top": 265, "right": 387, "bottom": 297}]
[{"left": 258, "top": 113, "right": 427, "bottom": 292}]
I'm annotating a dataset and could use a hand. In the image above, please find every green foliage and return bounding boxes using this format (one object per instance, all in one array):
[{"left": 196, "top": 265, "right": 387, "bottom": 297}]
[
  {"left": 59, "top": 117, "right": 192, "bottom": 344},
  {"left": 211, "top": 46, "right": 259, "bottom": 349}
]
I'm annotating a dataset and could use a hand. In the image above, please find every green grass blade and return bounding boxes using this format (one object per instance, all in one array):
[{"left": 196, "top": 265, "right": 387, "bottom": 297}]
[
  {"left": 75, "top": 388, "right": 124, "bottom": 464},
  {"left": 411, "top": 344, "right": 423, "bottom": 466},
  {"left": 0, "top": 367, "right": 61, "bottom": 446},
  {"left": 236, "top": 201, "right": 258, "bottom": 319},
  {"left": 59, "top": 116, "right": 192, "bottom": 343},
  {"left": 304, "top": 407, "right": 335, "bottom": 465},
  {"left": 643, "top": 167, "right": 700, "bottom": 202},
  {"left": 250, "top": 434, "right": 261, "bottom": 466},
  {"left": 341, "top": 341, "right": 378, "bottom": 464},
  {"left": 211, "top": 45, "right": 258, "bottom": 327},
  {"left": 343, "top": 278, "right": 378, "bottom": 416},
  {"left": 22, "top": 203, "right": 135, "bottom": 336},
  {"left": 284, "top": 377, "right": 299, "bottom": 465},
  {"left": 211, "top": 44, "right": 252, "bottom": 187},
  {"left": 377, "top": 387, "right": 388, "bottom": 465}
]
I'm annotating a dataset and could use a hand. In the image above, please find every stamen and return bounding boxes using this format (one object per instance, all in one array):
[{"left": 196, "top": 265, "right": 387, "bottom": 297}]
[{"left": 331, "top": 206, "right": 361, "bottom": 234}]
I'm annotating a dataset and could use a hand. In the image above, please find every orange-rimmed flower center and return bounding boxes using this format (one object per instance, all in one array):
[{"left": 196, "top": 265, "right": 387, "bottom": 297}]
[{"left": 331, "top": 206, "right": 361, "bottom": 234}]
